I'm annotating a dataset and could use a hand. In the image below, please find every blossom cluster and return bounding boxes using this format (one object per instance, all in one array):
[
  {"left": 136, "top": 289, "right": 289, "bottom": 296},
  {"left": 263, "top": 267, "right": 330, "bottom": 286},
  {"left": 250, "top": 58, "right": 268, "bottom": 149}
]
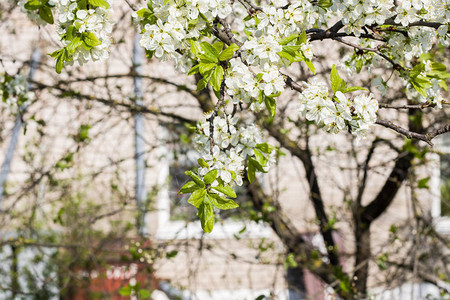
[
  {"left": 57, "top": 0, "right": 114, "bottom": 65},
  {"left": 404, "top": 59, "right": 446, "bottom": 109},
  {"left": 252, "top": 0, "right": 322, "bottom": 37},
  {"left": 194, "top": 114, "right": 274, "bottom": 186},
  {"left": 135, "top": 0, "right": 233, "bottom": 72},
  {"left": 17, "top": 0, "right": 114, "bottom": 69},
  {"left": 17, "top": 0, "right": 56, "bottom": 25},
  {"left": 0, "top": 73, "right": 35, "bottom": 116},
  {"left": 299, "top": 79, "right": 378, "bottom": 141}
]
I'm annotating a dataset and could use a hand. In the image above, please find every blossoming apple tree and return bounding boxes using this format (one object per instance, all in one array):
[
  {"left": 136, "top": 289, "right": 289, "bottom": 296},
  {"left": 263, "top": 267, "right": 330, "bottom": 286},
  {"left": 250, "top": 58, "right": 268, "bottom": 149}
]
[
  {"left": 5, "top": 0, "right": 450, "bottom": 297},
  {"left": 14, "top": 0, "right": 450, "bottom": 232}
]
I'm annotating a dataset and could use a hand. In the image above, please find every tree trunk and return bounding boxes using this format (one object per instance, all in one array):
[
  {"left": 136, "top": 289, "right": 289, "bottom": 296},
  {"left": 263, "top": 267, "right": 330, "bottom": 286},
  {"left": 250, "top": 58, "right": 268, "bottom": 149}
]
[{"left": 353, "top": 224, "right": 371, "bottom": 296}]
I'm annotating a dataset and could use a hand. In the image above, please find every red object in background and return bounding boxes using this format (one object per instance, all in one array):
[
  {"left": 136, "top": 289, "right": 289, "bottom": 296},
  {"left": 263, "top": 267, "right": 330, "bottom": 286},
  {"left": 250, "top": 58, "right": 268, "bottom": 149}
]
[{"left": 72, "top": 262, "right": 156, "bottom": 300}]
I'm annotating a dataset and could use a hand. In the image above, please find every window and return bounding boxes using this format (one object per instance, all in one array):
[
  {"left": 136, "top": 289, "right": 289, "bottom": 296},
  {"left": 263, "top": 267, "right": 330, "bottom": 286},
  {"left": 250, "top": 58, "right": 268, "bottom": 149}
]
[
  {"left": 431, "top": 132, "right": 450, "bottom": 234},
  {"left": 156, "top": 125, "right": 272, "bottom": 240}
]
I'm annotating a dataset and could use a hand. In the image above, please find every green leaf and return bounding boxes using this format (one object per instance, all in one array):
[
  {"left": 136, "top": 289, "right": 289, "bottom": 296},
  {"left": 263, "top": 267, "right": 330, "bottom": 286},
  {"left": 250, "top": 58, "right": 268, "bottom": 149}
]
[
  {"left": 119, "top": 286, "right": 132, "bottom": 296},
  {"left": 82, "top": 32, "right": 101, "bottom": 47},
  {"left": 185, "top": 171, "right": 205, "bottom": 188},
  {"left": 218, "top": 43, "right": 239, "bottom": 61},
  {"left": 210, "top": 65, "right": 223, "bottom": 92},
  {"left": 38, "top": 5, "right": 54, "bottom": 24},
  {"left": 203, "top": 169, "right": 218, "bottom": 185},
  {"left": 66, "top": 26, "right": 75, "bottom": 41},
  {"left": 254, "top": 149, "right": 266, "bottom": 166},
  {"left": 298, "top": 30, "right": 307, "bottom": 44},
  {"left": 200, "top": 42, "right": 219, "bottom": 62},
  {"left": 248, "top": 157, "right": 266, "bottom": 173},
  {"left": 198, "top": 200, "right": 214, "bottom": 233},
  {"left": 66, "top": 36, "right": 83, "bottom": 54},
  {"left": 355, "top": 59, "right": 363, "bottom": 73},
  {"left": 277, "top": 51, "right": 296, "bottom": 63},
  {"left": 55, "top": 54, "right": 64, "bottom": 74},
  {"left": 199, "top": 63, "right": 216, "bottom": 75},
  {"left": 188, "top": 188, "right": 206, "bottom": 208},
  {"left": 212, "top": 41, "right": 224, "bottom": 54},
  {"left": 282, "top": 45, "right": 302, "bottom": 55},
  {"left": 139, "top": 289, "right": 152, "bottom": 299},
  {"left": 330, "top": 64, "right": 343, "bottom": 93},
  {"left": 189, "top": 40, "right": 202, "bottom": 57},
  {"left": 279, "top": 34, "right": 299, "bottom": 46},
  {"left": 208, "top": 193, "right": 239, "bottom": 210},
  {"left": 201, "top": 41, "right": 220, "bottom": 57},
  {"left": 187, "top": 64, "right": 199, "bottom": 76},
  {"left": 264, "top": 96, "right": 276, "bottom": 117},
  {"left": 247, "top": 161, "right": 256, "bottom": 183},
  {"left": 197, "top": 78, "right": 208, "bottom": 91},
  {"left": 318, "top": 0, "right": 333, "bottom": 9},
  {"left": 49, "top": 49, "right": 62, "bottom": 59},
  {"left": 417, "top": 177, "right": 430, "bottom": 189},
  {"left": 304, "top": 59, "right": 316, "bottom": 74},
  {"left": 166, "top": 250, "right": 178, "bottom": 258},
  {"left": 198, "top": 158, "right": 209, "bottom": 168},
  {"left": 24, "top": 0, "right": 41, "bottom": 10},
  {"left": 136, "top": 8, "right": 152, "bottom": 18},
  {"left": 256, "top": 143, "right": 271, "bottom": 154},
  {"left": 285, "top": 253, "right": 298, "bottom": 268},
  {"left": 343, "top": 86, "right": 369, "bottom": 93},
  {"left": 178, "top": 181, "right": 202, "bottom": 194},
  {"left": 77, "top": 0, "right": 88, "bottom": 9},
  {"left": 88, "top": 0, "right": 110, "bottom": 8},
  {"left": 212, "top": 185, "right": 237, "bottom": 198}
]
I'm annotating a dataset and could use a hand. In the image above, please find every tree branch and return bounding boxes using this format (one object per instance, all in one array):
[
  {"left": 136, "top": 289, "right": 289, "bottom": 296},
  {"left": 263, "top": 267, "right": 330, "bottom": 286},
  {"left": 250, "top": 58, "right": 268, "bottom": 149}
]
[{"left": 376, "top": 120, "right": 450, "bottom": 146}]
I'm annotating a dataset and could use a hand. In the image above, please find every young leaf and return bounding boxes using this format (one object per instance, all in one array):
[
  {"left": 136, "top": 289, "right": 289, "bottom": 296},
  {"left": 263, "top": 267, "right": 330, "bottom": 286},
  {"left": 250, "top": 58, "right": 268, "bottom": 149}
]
[
  {"left": 197, "top": 78, "right": 208, "bottom": 91},
  {"left": 279, "top": 34, "right": 299, "bottom": 45},
  {"left": 185, "top": 170, "right": 205, "bottom": 188},
  {"left": 178, "top": 180, "right": 202, "bottom": 194},
  {"left": 187, "top": 64, "right": 200, "bottom": 76},
  {"left": 88, "top": 0, "right": 110, "bottom": 9},
  {"left": 248, "top": 157, "right": 266, "bottom": 173},
  {"left": 83, "top": 32, "right": 101, "bottom": 47},
  {"left": 197, "top": 201, "right": 214, "bottom": 233},
  {"left": 201, "top": 41, "right": 220, "bottom": 57},
  {"left": 188, "top": 188, "right": 206, "bottom": 208},
  {"left": 247, "top": 163, "right": 256, "bottom": 183},
  {"left": 417, "top": 177, "right": 430, "bottom": 189},
  {"left": 203, "top": 169, "right": 218, "bottom": 185},
  {"left": 212, "top": 185, "right": 237, "bottom": 198},
  {"left": 198, "top": 158, "right": 209, "bottom": 168},
  {"left": 343, "top": 86, "right": 369, "bottom": 93},
  {"left": 212, "top": 41, "right": 224, "bottom": 54},
  {"left": 199, "top": 62, "right": 216, "bottom": 75},
  {"left": 208, "top": 193, "right": 239, "bottom": 210},
  {"left": 254, "top": 149, "right": 267, "bottom": 166},
  {"left": 330, "top": 64, "right": 342, "bottom": 93},
  {"left": 55, "top": 54, "right": 64, "bottom": 74},
  {"left": 304, "top": 59, "right": 316, "bottom": 74},
  {"left": 264, "top": 96, "right": 276, "bottom": 117},
  {"left": 200, "top": 42, "right": 219, "bottom": 62},
  {"left": 210, "top": 65, "right": 223, "bottom": 92},
  {"left": 189, "top": 40, "right": 202, "bottom": 57},
  {"left": 282, "top": 45, "right": 302, "bottom": 55},
  {"left": 298, "top": 30, "right": 307, "bottom": 44},
  {"left": 218, "top": 43, "right": 239, "bottom": 61},
  {"left": 256, "top": 143, "right": 271, "bottom": 154},
  {"left": 38, "top": 6, "right": 54, "bottom": 24},
  {"left": 277, "top": 51, "right": 296, "bottom": 63},
  {"left": 66, "top": 36, "right": 83, "bottom": 54},
  {"left": 24, "top": 0, "right": 41, "bottom": 10}
]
